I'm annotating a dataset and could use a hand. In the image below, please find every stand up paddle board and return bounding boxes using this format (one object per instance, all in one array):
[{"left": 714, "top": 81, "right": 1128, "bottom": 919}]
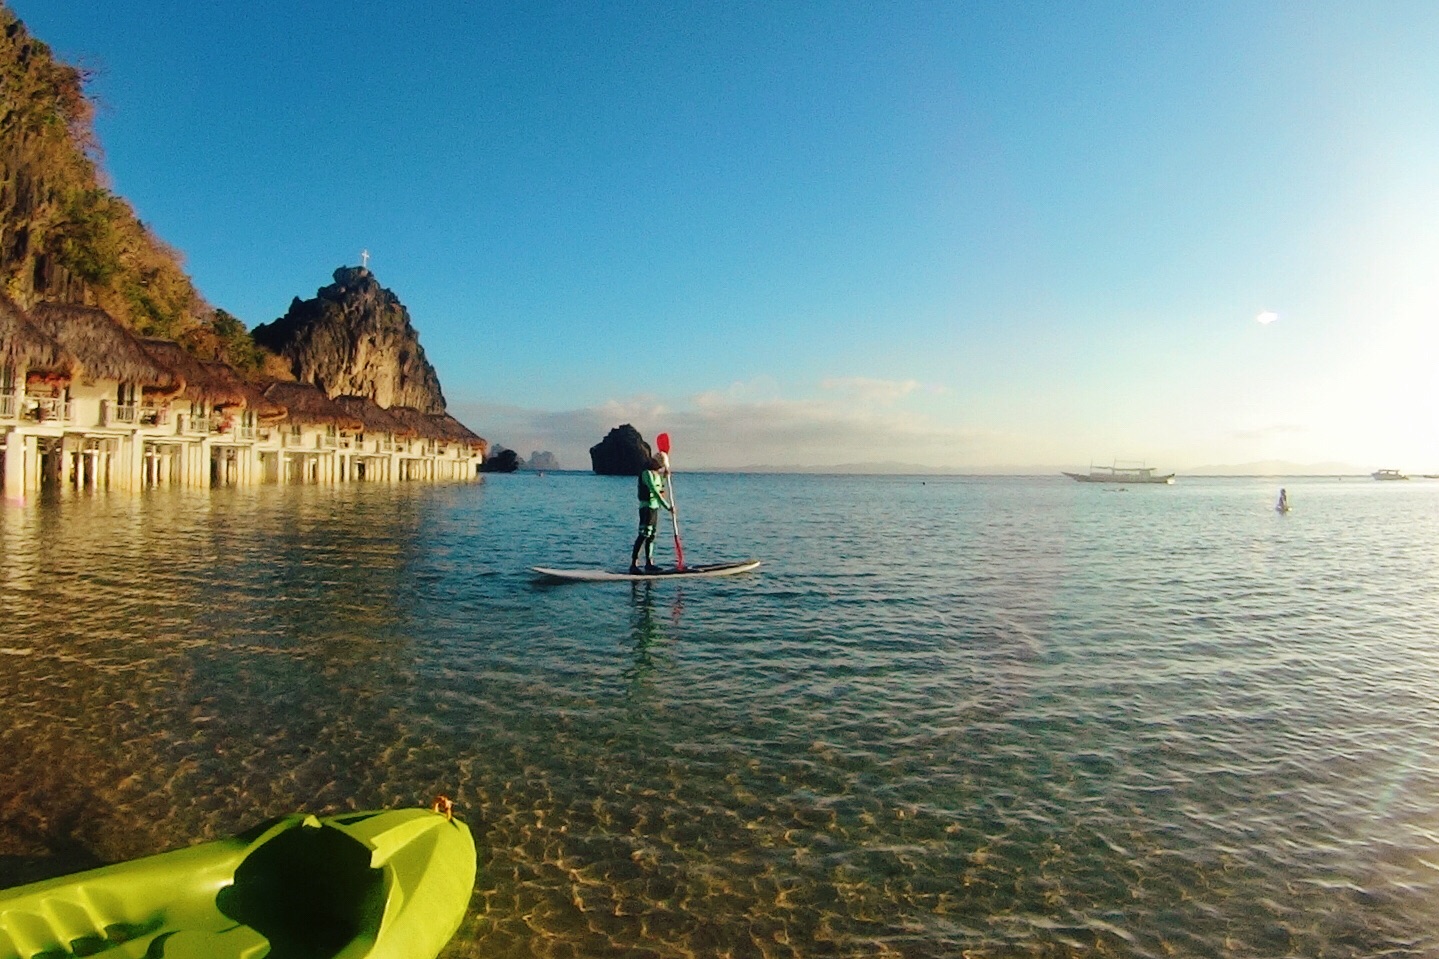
[{"left": 532, "top": 560, "right": 761, "bottom": 582}]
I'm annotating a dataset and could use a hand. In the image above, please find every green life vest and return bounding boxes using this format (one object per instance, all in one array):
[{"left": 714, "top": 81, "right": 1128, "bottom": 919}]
[{"left": 637, "top": 469, "right": 665, "bottom": 506}]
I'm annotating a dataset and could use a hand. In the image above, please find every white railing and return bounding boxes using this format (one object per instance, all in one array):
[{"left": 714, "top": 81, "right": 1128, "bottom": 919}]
[
  {"left": 114, "top": 404, "right": 164, "bottom": 426},
  {"left": 237, "top": 425, "right": 256, "bottom": 440},
  {"left": 0, "top": 393, "right": 15, "bottom": 419},
  {"left": 26, "top": 395, "right": 71, "bottom": 422},
  {"left": 320, "top": 432, "right": 338, "bottom": 449},
  {"left": 189, "top": 415, "right": 211, "bottom": 434}
]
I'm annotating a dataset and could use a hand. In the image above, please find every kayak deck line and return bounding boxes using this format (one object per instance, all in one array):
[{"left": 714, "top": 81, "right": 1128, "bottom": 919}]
[{"left": 0, "top": 805, "right": 477, "bottom": 959}]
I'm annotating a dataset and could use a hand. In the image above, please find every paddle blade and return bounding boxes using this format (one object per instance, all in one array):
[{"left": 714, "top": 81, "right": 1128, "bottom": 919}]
[{"left": 655, "top": 432, "right": 671, "bottom": 454}]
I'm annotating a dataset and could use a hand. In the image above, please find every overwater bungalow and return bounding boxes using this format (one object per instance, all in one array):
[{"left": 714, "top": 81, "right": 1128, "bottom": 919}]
[
  {"left": 331, "top": 395, "right": 418, "bottom": 482},
  {"left": 261, "top": 382, "right": 364, "bottom": 483},
  {"left": 27, "top": 302, "right": 182, "bottom": 491},
  {"left": 138, "top": 337, "right": 257, "bottom": 487},
  {"left": 382, "top": 406, "right": 480, "bottom": 481},
  {"left": 429, "top": 412, "right": 489, "bottom": 480},
  {"left": 199, "top": 361, "right": 288, "bottom": 485},
  {"left": 1, "top": 294, "right": 77, "bottom": 495}
]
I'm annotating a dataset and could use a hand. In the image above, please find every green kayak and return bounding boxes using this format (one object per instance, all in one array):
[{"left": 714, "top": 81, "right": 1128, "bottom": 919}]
[{"left": 0, "top": 804, "right": 476, "bottom": 959}]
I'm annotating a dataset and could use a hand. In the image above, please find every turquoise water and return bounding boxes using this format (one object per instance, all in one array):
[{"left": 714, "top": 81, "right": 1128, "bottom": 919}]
[{"left": 3, "top": 474, "right": 1439, "bottom": 957}]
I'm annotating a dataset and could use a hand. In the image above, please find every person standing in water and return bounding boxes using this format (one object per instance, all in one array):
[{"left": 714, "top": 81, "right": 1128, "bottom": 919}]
[
  {"left": 1277, "top": 488, "right": 1289, "bottom": 512},
  {"left": 631, "top": 456, "right": 673, "bottom": 573}
]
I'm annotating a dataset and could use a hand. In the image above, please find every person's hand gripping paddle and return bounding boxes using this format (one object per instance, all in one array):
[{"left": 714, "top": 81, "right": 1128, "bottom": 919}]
[{"left": 655, "top": 432, "right": 686, "bottom": 571}]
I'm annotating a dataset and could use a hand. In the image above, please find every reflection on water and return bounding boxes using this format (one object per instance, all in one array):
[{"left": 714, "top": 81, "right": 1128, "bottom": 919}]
[
  {"left": 624, "top": 583, "right": 684, "bottom": 693},
  {"left": 3, "top": 476, "right": 1439, "bottom": 957}
]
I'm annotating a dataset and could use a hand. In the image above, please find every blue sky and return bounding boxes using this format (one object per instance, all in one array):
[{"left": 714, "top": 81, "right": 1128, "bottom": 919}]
[{"left": 12, "top": 1, "right": 1439, "bottom": 471}]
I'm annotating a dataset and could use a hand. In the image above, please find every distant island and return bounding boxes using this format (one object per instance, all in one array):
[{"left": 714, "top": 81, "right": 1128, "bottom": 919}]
[{"left": 590, "top": 424, "right": 652, "bottom": 475}]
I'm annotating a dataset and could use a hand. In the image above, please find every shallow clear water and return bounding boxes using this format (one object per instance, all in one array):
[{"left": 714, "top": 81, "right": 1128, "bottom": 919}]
[{"left": 3, "top": 474, "right": 1439, "bottom": 957}]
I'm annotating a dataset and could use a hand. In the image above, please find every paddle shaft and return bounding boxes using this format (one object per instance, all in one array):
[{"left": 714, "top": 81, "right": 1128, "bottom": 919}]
[
  {"left": 655, "top": 434, "right": 686, "bottom": 570},
  {"left": 664, "top": 457, "right": 686, "bottom": 570}
]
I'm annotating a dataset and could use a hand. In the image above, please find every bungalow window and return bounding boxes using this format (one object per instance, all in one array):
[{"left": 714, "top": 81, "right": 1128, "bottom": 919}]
[
  {"left": 1, "top": 365, "right": 14, "bottom": 393},
  {"left": 113, "top": 382, "right": 140, "bottom": 423}
]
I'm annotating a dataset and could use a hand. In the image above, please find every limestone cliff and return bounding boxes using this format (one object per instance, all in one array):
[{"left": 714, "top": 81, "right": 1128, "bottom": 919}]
[
  {"left": 590, "top": 424, "right": 652, "bottom": 476},
  {"left": 251, "top": 267, "right": 447, "bottom": 414}
]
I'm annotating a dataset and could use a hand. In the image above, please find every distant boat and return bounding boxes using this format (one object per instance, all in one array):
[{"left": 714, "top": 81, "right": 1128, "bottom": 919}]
[
  {"left": 1372, "top": 469, "right": 1409, "bottom": 481},
  {"left": 1063, "top": 463, "right": 1175, "bottom": 485}
]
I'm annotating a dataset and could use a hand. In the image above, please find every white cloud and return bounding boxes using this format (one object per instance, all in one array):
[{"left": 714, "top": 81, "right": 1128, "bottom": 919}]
[
  {"left": 449, "top": 378, "right": 1010, "bottom": 471},
  {"left": 1256, "top": 310, "right": 1279, "bottom": 325},
  {"left": 818, "top": 376, "right": 922, "bottom": 403}
]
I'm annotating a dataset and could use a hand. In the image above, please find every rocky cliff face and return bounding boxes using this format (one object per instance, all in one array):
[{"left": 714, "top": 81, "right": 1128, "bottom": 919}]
[{"left": 252, "top": 267, "right": 447, "bottom": 413}]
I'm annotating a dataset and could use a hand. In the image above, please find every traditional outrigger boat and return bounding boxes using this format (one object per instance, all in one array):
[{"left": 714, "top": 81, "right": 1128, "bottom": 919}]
[
  {"left": 1062, "top": 462, "right": 1175, "bottom": 484},
  {"left": 0, "top": 803, "right": 475, "bottom": 959}
]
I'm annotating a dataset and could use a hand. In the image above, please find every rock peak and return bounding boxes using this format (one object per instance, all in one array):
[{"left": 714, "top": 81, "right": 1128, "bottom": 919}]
[
  {"left": 326, "top": 265, "right": 375, "bottom": 292},
  {"left": 252, "top": 267, "right": 447, "bottom": 413}
]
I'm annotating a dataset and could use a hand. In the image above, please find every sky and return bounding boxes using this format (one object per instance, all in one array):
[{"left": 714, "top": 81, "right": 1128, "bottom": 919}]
[{"left": 10, "top": 0, "right": 1439, "bottom": 472}]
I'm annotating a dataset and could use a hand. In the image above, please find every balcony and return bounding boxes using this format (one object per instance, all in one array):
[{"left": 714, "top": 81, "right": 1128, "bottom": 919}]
[
  {"left": 24, "top": 394, "right": 71, "bottom": 423},
  {"left": 112, "top": 403, "right": 165, "bottom": 426},
  {"left": 0, "top": 393, "right": 14, "bottom": 419}
]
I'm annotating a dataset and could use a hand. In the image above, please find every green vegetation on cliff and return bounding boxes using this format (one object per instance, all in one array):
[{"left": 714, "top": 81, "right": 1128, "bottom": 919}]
[{"left": 0, "top": 5, "right": 269, "bottom": 374}]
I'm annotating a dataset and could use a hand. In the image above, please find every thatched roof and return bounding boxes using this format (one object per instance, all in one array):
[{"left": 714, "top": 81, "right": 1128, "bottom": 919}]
[
  {"left": 429, "top": 413, "right": 488, "bottom": 452},
  {"left": 385, "top": 405, "right": 448, "bottom": 441},
  {"left": 0, "top": 294, "right": 75, "bottom": 374},
  {"left": 28, "top": 302, "right": 179, "bottom": 390},
  {"left": 264, "top": 381, "right": 364, "bottom": 430},
  {"left": 139, "top": 338, "right": 247, "bottom": 407},
  {"left": 332, "top": 395, "right": 418, "bottom": 438},
  {"left": 202, "top": 362, "right": 287, "bottom": 423},
  {"left": 383, "top": 406, "right": 487, "bottom": 452}
]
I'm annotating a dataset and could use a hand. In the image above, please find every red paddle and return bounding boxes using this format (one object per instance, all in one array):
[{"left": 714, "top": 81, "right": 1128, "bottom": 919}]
[{"left": 655, "top": 432, "right": 686, "bottom": 570}]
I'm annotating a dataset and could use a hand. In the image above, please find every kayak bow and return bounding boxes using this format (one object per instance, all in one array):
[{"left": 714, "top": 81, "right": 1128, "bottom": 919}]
[{"left": 0, "top": 804, "right": 476, "bottom": 959}]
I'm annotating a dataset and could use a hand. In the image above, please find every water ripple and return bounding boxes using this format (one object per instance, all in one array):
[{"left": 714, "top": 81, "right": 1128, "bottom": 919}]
[{"left": 2, "top": 476, "right": 1439, "bottom": 956}]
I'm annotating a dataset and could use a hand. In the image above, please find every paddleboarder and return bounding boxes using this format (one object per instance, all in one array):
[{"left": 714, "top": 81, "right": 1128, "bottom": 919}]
[{"left": 630, "top": 456, "right": 674, "bottom": 574}]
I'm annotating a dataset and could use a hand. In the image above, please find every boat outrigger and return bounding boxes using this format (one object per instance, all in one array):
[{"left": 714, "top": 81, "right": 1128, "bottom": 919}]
[
  {"left": 1063, "top": 462, "right": 1175, "bottom": 484},
  {"left": 0, "top": 802, "right": 475, "bottom": 959}
]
